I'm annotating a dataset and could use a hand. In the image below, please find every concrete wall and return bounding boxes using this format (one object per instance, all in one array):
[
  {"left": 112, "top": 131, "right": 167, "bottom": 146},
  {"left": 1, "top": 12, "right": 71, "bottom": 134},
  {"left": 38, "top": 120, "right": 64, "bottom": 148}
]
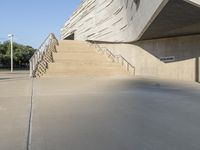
[
  {"left": 61, "top": 0, "right": 168, "bottom": 42},
  {"left": 61, "top": 0, "right": 200, "bottom": 82},
  {"left": 61, "top": 0, "right": 200, "bottom": 42},
  {"left": 185, "top": 0, "right": 200, "bottom": 7},
  {"left": 98, "top": 35, "right": 200, "bottom": 82}
]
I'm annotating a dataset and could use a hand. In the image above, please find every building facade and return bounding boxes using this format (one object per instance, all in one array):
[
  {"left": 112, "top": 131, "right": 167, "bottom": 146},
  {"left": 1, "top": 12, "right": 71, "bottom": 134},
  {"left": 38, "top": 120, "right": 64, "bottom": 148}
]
[{"left": 61, "top": 0, "right": 200, "bottom": 82}]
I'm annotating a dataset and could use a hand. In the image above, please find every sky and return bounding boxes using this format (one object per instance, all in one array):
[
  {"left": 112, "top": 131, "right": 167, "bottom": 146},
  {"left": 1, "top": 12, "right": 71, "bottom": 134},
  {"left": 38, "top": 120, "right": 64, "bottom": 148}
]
[{"left": 0, "top": 0, "right": 81, "bottom": 48}]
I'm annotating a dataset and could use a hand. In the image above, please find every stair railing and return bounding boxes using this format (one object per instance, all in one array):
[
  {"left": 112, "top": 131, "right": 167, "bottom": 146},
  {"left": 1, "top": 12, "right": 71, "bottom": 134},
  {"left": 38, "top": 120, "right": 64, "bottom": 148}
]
[
  {"left": 29, "top": 33, "right": 58, "bottom": 77},
  {"left": 88, "top": 41, "right": 135, "bottom": 75}
]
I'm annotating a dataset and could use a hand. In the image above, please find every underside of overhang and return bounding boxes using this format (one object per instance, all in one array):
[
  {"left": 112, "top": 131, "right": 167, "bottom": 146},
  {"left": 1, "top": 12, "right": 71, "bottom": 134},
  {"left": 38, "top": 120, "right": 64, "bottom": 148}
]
[{"left": 140, "top": 0, "right": 200, "bottom": 40}]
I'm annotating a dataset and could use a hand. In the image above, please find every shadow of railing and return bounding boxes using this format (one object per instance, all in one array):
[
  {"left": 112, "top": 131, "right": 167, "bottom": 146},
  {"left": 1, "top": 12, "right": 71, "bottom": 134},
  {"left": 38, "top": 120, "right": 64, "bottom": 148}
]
[
  {"left": 88, "top": 41, "right": 135, "bottom": 76},
  {"left": 195, "top": 57, "right": 199, "bottom": 82}
]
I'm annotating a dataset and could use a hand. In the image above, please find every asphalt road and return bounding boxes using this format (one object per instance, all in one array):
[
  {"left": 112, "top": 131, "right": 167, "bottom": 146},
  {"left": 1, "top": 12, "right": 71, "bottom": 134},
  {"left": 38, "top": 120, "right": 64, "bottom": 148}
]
[{"left": 1, "top": 72, "right": 200, "bottom": 150}]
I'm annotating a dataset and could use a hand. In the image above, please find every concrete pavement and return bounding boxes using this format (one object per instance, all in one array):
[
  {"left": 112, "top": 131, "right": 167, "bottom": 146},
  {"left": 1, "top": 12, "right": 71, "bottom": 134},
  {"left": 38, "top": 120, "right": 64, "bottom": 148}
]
[
  {"left": 1, "top": 72, "right": 200, "bottom": 150},
  {"left": 31, "top": 76, "right": 200, "bottom": 150},
  {"left": 0, "top": 71, "right": 32, "bottom": 150}
]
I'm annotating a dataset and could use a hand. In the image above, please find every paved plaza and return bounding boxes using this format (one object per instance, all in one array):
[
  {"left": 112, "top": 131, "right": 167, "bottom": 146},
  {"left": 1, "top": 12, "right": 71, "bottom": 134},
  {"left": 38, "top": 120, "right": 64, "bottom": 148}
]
[{"left": 1, "top": 71, "right": 200, "bottom": 150}]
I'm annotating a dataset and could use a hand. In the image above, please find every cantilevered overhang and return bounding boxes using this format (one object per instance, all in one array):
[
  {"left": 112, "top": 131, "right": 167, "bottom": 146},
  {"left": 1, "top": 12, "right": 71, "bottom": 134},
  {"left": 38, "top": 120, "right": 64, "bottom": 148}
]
[
  {"left": 185, "top": 0, "right": 200, "bottom": 7},
  {"left": 140, "top": 0, "right": 200, "bottom": 40}
]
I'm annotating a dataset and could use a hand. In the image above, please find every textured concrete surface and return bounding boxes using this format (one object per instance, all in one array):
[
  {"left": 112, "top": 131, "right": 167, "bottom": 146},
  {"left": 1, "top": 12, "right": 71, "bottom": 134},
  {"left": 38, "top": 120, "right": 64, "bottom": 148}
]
[
  {"left": 60, "top": 0, "right": 200, "bottom": 81},
  {"left": 45, "top": 40, "right": 129, "bottom": 77},
  {"left": 61, "top": 0, "right": 200, "bottom": 42},
  {"left": 61, "top": 0, "right": 167, "bottom": 42},
  {"left": 141, "top": 0, "right": 200, "bottom": 40},
  {"left": 1, "top": 71, "right": 200, "bottom": 150},
  {"left": 31, "top": 76, "right": 200, "bottom": 150},
  {"left": 0, "top": 71, "right": 31, "bottom": 150},
  {"left": 99, "top": 35, "right": 200, "bottom": 82}
]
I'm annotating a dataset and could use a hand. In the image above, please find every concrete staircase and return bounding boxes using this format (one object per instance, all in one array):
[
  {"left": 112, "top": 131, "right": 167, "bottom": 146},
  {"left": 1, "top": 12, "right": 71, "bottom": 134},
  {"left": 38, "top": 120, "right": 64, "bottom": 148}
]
[{"left": 44, "top": 40, "right": 129, "bottom": 77}]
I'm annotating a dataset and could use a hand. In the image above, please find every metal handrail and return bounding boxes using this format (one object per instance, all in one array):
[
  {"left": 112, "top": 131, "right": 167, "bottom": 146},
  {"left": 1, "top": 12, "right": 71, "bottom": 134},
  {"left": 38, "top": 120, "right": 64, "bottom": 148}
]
[
  {"left": 29, "top": 33, "right": 58, "bottom": 77},
  {"left": 88, "top": 42, "right": 135, "bottom": 75}
]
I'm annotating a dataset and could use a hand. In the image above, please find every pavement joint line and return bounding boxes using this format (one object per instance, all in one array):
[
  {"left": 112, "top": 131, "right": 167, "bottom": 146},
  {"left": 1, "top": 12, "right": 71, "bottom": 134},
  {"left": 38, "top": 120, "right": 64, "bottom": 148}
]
[{"left": 27, "top": 78, "right": 34, "bottom": 150}]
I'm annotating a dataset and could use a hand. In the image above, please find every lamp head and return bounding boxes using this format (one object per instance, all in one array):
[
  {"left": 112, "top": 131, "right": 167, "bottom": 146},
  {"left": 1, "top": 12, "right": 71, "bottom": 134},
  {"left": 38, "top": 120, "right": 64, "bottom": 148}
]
[{"left": 8, "top": 34, "right": 14, "bottom": 38}]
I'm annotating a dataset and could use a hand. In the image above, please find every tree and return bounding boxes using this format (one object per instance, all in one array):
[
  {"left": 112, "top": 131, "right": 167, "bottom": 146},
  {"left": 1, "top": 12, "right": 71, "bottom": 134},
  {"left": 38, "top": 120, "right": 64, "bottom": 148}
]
[{"left": 0, "top": 41, "right": 36, "bottom": 68}]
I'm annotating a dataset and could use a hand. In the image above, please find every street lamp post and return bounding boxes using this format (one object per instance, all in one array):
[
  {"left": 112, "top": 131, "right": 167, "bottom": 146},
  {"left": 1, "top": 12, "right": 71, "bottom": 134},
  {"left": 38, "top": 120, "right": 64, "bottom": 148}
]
[{"left": 8, "top": 34, "right": 14, "bottom": 73}]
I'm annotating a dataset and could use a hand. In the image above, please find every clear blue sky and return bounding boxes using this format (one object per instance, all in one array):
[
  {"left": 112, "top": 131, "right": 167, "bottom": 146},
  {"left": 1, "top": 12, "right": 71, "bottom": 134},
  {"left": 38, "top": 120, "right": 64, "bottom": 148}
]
[{"left": 0, "top": 0, "right": 81, "bottom": 48}]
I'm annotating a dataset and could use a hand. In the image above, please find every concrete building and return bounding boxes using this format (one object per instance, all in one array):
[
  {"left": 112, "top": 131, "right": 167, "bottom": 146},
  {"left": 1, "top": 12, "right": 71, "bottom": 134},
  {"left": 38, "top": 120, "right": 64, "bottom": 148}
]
[{"left": 61, "top": 0, "right": 200, "bottom": 82}]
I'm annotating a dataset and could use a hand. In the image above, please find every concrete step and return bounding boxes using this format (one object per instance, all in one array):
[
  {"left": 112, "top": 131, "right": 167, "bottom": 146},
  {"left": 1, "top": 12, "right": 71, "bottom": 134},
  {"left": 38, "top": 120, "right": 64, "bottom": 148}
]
[
  {"left": 44, "top": 72, "right": 129, "bottom": 78},
  {"left": 48, "top": 63, "right": 123, "bottom": 71},
  {"left": 45, "top": 68, "right": 129, "bottom": 77},
  {"left": 53, "top": 58, "right": 113, "bottom": 63},
  {"left": 42, "top": 40, "right": 130, "bottom": 77},
  {"left": 56, "top": 49, "right": 96, "bottom": 53},
  {"left": 53, "top": 53, "right": 108, "bottom": 61},
  {"left": 57, "top": 45, "right": 94, "bottom": 50},
  {"left": 58, "top": 45, "right": 90, "bottom": 50},
  {"left": 59, "top": 40, "right": 86, "bottom": 44},
  {"left": 49, "top": 61, "right": 116, "bottom": 66}
]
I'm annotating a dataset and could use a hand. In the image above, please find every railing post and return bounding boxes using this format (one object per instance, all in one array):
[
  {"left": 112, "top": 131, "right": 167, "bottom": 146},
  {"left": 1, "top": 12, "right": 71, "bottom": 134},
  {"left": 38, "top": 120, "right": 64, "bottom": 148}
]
[
  {"left": 29, "top": 60, "right": 33, "bottom": 77},
  {"left": 29, "top": 33, "right": 58, "bottom": 78},
  {"left": 32, "top": 57, "right": 35, "bottom": 71},
  {"left": 122, "top": 57, "right": 124, "bottom": 66},
  {"left": 88, "top": 42, "right": 136, "bottom": 77}
]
